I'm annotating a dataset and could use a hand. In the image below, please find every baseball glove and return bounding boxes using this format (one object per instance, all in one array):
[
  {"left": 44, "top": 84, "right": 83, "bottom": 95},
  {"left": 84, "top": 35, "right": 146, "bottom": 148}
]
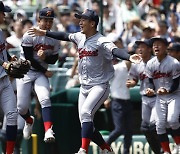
[{"left": 5, "top": 59, "right": 31, "bottom": 78}]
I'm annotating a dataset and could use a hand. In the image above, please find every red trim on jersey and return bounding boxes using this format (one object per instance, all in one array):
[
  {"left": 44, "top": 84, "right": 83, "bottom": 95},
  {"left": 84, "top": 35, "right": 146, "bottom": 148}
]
[{"left": 44, "top": 121, "right": 53, "bottom": 132}]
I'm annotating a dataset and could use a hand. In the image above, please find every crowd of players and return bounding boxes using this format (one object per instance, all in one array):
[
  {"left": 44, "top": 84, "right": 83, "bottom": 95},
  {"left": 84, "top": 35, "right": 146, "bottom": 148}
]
[{"left": 0, "top": 0, "right": 179, "bottom": 154}]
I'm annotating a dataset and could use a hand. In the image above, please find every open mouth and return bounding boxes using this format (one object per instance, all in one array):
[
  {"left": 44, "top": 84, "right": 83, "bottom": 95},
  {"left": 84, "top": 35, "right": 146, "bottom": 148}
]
[{"left": 154, "top": 49, "right": 159, "bottom": 53}]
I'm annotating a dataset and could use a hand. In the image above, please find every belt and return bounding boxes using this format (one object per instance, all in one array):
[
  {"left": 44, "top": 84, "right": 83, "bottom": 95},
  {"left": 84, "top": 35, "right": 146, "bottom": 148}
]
[
  {"left": 142, "top": 94, "right": 156, "bottom": 98},
  {"left": 111, "top": 97, "right": 130, "bottom": 102}
]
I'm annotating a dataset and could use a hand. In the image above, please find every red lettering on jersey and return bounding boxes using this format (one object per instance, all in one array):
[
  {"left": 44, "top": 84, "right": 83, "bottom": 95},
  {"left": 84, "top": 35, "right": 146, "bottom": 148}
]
[
  {"left": 78, "top": 48, "right": 98, "bottom": 59},
  {"left": 0, "top": 43, "right": 5, "bottom": 53},
  {"left": 152, "top": 71, "right": 171, "bottom": 79},
  {"left": 34, "top": 44, "right": 54, "bottom": 51},
  {"left": 139, "top": 72, "right": 148, "bottom": 80}
]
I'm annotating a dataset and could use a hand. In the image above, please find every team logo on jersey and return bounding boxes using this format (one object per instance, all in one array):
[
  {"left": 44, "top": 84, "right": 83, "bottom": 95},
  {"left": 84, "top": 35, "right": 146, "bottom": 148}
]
[
  {"left": 34, "top": 44, "right": 54, "bottom": 51},
  {"left": 139, "top": 72, "right": 148, "bottom": 80},
  {"left": 46, "top": 11, "right": 52, "bottom": 17},
  {"left": 78, "top": 48, "right": 98, "bottom": 59},
  {"left": 152, "top": 71, "right": 171, "bottom": 79}
]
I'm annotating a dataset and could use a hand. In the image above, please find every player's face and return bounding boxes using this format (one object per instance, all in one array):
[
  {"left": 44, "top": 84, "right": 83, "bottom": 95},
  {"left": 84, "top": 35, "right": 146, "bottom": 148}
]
[
  {"left": 79, "top": 18, "right": 95, "bottom": 35},
  {"left": 38, "top": 18, "right": 53, "bottom": 30},
  {"left": 0, "top": 12, "right": 5, "bottom": 24},
  {"left": 137, "top": 43, "right": 152, "bottom": 60},
  {"left": 152, "top": 40, "right": 167, "bottom": 57}
]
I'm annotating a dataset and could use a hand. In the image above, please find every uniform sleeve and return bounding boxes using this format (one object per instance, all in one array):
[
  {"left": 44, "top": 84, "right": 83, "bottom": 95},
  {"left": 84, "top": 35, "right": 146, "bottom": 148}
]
[
  {"left": 21, "top": 32, "right": 33, "bottom": 47},
  {"left": 97, "top": 36, "right": 117, "bottom": 52},
  {"left": 97, "top": 36, "right": 130, "bottom": 60},
  {"left": 129, "top": 64, "right": 139, "bottom": 81},
  {"left": 172, "top": 59, "right": 180, "bottom": 79},
  {"left": 68, "top": 32, "right": 82, "bottom": 45}
]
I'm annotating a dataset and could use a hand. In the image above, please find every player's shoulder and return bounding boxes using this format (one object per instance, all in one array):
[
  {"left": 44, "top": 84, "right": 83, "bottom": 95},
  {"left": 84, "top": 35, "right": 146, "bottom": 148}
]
[
  {"left": 146, "top": 57, "right": 157, "bottom": 68},
  {"left": 70, "top": 32, "right": 84, "bottom": 38},
  {"left": 69, "top": 32, "right": 85, "bottom": 42},
  {"left": 23, "top": 31, "right": 33, "bottom": 39},
  {"left": 167, "top": 55, "right": 179, "bottom": 64},
  {"left": 97, "top": 33, "right": 112, "bottom": 45}
]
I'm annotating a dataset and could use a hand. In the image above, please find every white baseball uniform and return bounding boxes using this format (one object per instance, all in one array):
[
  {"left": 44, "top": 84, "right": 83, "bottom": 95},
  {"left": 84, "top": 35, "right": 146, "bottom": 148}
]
[
  {"left": 146, "top": 55, "right": 180, "bottom": 134},
  {"left": 0, "top": 29, "right": 17, "bottom": 126},
  {"left": 129, "top": 59, "right": 156, "bottom": 125},
  {"left": 69, "top": 32, "right": 116, "bottom": 123},
  {"left": 16, "top": 30, "right": 60, "bottom": 115}
]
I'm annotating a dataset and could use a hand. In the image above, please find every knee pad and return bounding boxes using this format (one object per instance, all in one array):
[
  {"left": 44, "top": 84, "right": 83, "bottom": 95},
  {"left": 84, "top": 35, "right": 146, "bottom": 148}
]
[{"left": 6, "top": 111, "right": 18, "bottom": 126}]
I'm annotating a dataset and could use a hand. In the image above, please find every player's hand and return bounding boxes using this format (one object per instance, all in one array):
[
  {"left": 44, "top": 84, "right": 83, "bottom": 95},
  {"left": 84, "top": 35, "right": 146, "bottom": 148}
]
[
  {"left": 157, "top": 87, "right": 169, "bottom": 95},
  {"left": 37, "top": 47, "right": 46, "bottom": 60},
  {"left": 104, "top": 99, "right": 111, "bottom": 109},
  {"left": 145, "top": 88, "right": 155, "bottom": 96},
  {"left": 28, "top": 27, "right": 46, "bottom": 37},
  {"left": 126, "top": 79, "right": 137, "bottom": 88},
  {"left": 129, "top": 54, "right": 142, "bottom": 64},
  {"left": 11, "top": 55, "right": 18, "bottom": 61},
  {"left": 45, "top": 70, "right": 53, "bottom": 78}
]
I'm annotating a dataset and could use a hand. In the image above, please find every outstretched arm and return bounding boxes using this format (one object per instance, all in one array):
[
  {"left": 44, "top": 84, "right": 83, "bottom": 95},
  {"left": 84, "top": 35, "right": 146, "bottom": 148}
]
[
  {"left": 112, "top": 48, "right": 141, "bottom": 63},
  {"left": 28, "top": 27, "right": 70, "bottom": 41}
]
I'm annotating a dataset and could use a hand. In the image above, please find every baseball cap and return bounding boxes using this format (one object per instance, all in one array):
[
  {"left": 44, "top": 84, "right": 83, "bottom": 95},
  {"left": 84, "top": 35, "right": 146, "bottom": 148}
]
[
  {"left": 150, "top": 36, "right": 168, "bottom": 46},
  {"left": 135, "top": 39, "right": 151, "bottom": 47},
  {"left": 74, "top": 9, "right": 99, "bottom": 25},
  {"left": 0, "top": 1, "right": 11, "bottom": 12},
  {"left": 39, "top": 7, "right": 55, "bottom": 19},
  {"left": 167, "top": 42, "right": 180, "bottom": 52},
  {"left": 14, "top": 9, "right": 27, "bottom": 20}
]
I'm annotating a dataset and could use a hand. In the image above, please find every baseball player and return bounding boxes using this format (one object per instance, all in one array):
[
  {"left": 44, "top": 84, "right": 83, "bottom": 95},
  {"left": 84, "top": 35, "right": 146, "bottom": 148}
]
[
  {"left": 126, "top": 39, "right": 161, "bottom": 154},
  {"left": 145, "top": 36, "right": 180, "bottom": 154},
  {"left": 28, "top": 9, "right": 141, "bottom": 154},
  {"left": 0, "top": 1, "right": 18, "bottom": 154},
  {"left": 16, "top": 7, "right": 60, "bottom": 143},
  {"left": 167, "top": 42, "right": 180, "bottom": 154}
]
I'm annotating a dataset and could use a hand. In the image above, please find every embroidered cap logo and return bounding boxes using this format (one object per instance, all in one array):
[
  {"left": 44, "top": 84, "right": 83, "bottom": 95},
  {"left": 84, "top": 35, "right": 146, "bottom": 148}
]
[{"left": 46, "top": 11, "right": 52, "bottom": 17}]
